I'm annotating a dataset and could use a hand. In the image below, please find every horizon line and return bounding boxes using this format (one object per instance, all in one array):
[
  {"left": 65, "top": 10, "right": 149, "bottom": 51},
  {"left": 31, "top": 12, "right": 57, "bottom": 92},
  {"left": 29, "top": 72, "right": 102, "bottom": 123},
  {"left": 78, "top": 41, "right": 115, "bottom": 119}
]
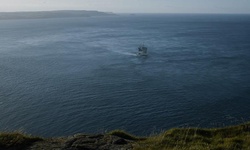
[{"left": 0, "top": 10, "right": 250, "bottom": 15}]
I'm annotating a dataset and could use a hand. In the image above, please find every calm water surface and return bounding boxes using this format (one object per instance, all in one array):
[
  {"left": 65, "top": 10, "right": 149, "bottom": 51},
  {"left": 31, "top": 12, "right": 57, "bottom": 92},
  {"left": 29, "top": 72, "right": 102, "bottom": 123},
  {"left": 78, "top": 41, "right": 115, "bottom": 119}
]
[{"left": 0, "top": 14, "right": 250, "bottom": 137}]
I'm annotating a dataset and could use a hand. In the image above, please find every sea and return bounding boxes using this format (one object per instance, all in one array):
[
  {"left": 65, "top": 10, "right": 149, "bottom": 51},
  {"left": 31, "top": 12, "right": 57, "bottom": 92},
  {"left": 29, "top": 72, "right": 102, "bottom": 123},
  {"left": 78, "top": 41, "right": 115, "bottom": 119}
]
[{"left": 0, "top": 14, "right": 250, "bottom": 137}]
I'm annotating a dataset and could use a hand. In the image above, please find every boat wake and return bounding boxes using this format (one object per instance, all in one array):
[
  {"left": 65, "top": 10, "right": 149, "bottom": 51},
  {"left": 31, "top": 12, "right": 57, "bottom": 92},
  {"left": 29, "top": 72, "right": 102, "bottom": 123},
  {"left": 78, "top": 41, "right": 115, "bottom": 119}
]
[
  {"left": 119, "top": 52, "right": 137, "bottom": 56},
  {"left": 109, "top": 49, "right": 137, "bottom": 56}
]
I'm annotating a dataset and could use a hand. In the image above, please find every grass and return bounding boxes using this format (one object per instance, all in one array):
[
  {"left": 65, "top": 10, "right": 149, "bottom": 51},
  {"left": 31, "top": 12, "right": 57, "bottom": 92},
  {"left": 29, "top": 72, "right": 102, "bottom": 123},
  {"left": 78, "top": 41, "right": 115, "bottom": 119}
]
[
  {"left": 1, "top": 123, "right": 250, "bottom": 150},
  {"left": 109, "top": 130, "right": 146, "bottom": 141},
  {"left": 0, "top": 131, "right": 42, "bottom": 149},
  {"left": 133, "top": 122, "right": 250, "bottom": 150}
]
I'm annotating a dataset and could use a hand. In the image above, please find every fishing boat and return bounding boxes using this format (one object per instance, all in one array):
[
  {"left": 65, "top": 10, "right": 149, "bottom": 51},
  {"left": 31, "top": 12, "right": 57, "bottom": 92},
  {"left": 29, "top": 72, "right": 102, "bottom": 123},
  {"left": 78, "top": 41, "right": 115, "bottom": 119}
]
[{"left": 137, "top": 44, "right": 148, "bottom": 56}]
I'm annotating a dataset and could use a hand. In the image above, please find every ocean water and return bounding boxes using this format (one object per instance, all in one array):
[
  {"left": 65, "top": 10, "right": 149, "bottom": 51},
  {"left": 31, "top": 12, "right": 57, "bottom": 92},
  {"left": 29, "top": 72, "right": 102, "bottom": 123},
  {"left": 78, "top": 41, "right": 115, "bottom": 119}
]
[{"left": 0, "top": 14, "right": 250, "bottom": 137}]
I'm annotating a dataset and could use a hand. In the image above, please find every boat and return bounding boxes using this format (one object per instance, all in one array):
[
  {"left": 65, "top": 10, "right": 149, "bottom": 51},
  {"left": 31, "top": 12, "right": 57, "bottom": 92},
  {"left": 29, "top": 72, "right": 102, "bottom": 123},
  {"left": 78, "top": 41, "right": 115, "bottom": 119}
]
[{"left": 137, "top": 44, "right": 148, "bottom": 56}]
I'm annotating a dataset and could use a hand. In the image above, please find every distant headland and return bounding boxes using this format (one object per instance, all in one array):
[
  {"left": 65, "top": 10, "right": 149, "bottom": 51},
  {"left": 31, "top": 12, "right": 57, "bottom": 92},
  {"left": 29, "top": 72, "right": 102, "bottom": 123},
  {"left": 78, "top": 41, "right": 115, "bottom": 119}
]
[{"left": 0, "top": 10, "right": 115, "bottom": 20}]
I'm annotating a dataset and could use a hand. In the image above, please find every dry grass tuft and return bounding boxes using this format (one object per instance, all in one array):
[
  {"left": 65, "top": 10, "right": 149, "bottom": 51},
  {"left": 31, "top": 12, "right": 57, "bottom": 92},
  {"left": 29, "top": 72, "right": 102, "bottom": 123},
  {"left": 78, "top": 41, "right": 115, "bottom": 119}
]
[{"left": 133, "top": 122, "right": 250, "bottom": 150}]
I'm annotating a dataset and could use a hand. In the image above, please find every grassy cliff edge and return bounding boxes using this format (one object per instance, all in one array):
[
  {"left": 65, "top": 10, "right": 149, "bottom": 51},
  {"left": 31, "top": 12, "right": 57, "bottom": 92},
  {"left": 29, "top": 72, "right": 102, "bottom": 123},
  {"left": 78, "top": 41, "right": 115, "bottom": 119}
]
[{"left": 1, "top": 122, "right": 250, "bottom": 150}]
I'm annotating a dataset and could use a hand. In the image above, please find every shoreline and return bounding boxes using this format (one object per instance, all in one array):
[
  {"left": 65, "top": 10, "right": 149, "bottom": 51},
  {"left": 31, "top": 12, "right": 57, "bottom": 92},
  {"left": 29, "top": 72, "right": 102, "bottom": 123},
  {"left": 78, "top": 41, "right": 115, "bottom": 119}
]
[{"left": 1, "top": 122, "right": 249, "bottom": 150}]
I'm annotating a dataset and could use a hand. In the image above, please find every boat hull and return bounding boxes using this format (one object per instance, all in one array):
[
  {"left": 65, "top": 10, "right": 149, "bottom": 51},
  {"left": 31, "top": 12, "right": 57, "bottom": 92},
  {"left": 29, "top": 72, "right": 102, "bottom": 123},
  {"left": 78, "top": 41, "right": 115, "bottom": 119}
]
[{"left": 137, "top": 52, "right": 148, "bottom": 56}]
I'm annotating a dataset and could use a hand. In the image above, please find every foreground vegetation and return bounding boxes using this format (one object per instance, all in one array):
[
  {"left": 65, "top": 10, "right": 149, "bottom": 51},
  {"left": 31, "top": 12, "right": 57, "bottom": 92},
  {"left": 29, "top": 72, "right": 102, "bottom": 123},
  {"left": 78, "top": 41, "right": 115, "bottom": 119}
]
[
  {"left": 0, "top": 122, "right": 250, "bottom": 150},
  {"left": 0, "top": 132, "right": 42, "bottom": 149},
  {"left": 133, "top": 122, "right": 250, "bottom": 150}
]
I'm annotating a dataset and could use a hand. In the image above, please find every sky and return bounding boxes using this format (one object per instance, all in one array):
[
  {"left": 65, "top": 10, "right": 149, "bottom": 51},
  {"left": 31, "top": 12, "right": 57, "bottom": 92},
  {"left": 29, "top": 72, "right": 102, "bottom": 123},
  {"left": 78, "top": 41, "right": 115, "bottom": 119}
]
[{"left": 1, "top": 0, "right": 250, "bottom": 14}]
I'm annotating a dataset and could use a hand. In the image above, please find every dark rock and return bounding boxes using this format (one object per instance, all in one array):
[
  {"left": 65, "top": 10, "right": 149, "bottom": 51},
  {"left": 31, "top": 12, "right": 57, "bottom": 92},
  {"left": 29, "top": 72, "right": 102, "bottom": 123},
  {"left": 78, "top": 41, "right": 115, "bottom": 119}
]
[
  {"left": 28, "top": 134, "right": 133, "bottom": 150},
  {"left": 88, "top": 134, "right": 104, "bottom": 139},
  {"left": 113, "top": 138, "right": 128, "bottom": 145}
]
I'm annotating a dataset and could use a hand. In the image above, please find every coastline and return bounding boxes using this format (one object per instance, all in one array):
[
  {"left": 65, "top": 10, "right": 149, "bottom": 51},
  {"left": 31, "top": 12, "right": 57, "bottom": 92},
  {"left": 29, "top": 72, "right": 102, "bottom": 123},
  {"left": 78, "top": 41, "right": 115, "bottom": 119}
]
[
  {"left": 0, "top": 10, "right": 115, "bottom": 20},
  {"left": 1, "top": 122, "right": 249, "bottom": 150}
]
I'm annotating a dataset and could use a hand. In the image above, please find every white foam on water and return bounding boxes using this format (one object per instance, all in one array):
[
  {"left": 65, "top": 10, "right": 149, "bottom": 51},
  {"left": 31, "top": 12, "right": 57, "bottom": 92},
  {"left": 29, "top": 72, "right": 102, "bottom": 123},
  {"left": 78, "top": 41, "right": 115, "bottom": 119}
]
[{"left": 110, "top": 50, "right": 137, "bottom": 56}]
